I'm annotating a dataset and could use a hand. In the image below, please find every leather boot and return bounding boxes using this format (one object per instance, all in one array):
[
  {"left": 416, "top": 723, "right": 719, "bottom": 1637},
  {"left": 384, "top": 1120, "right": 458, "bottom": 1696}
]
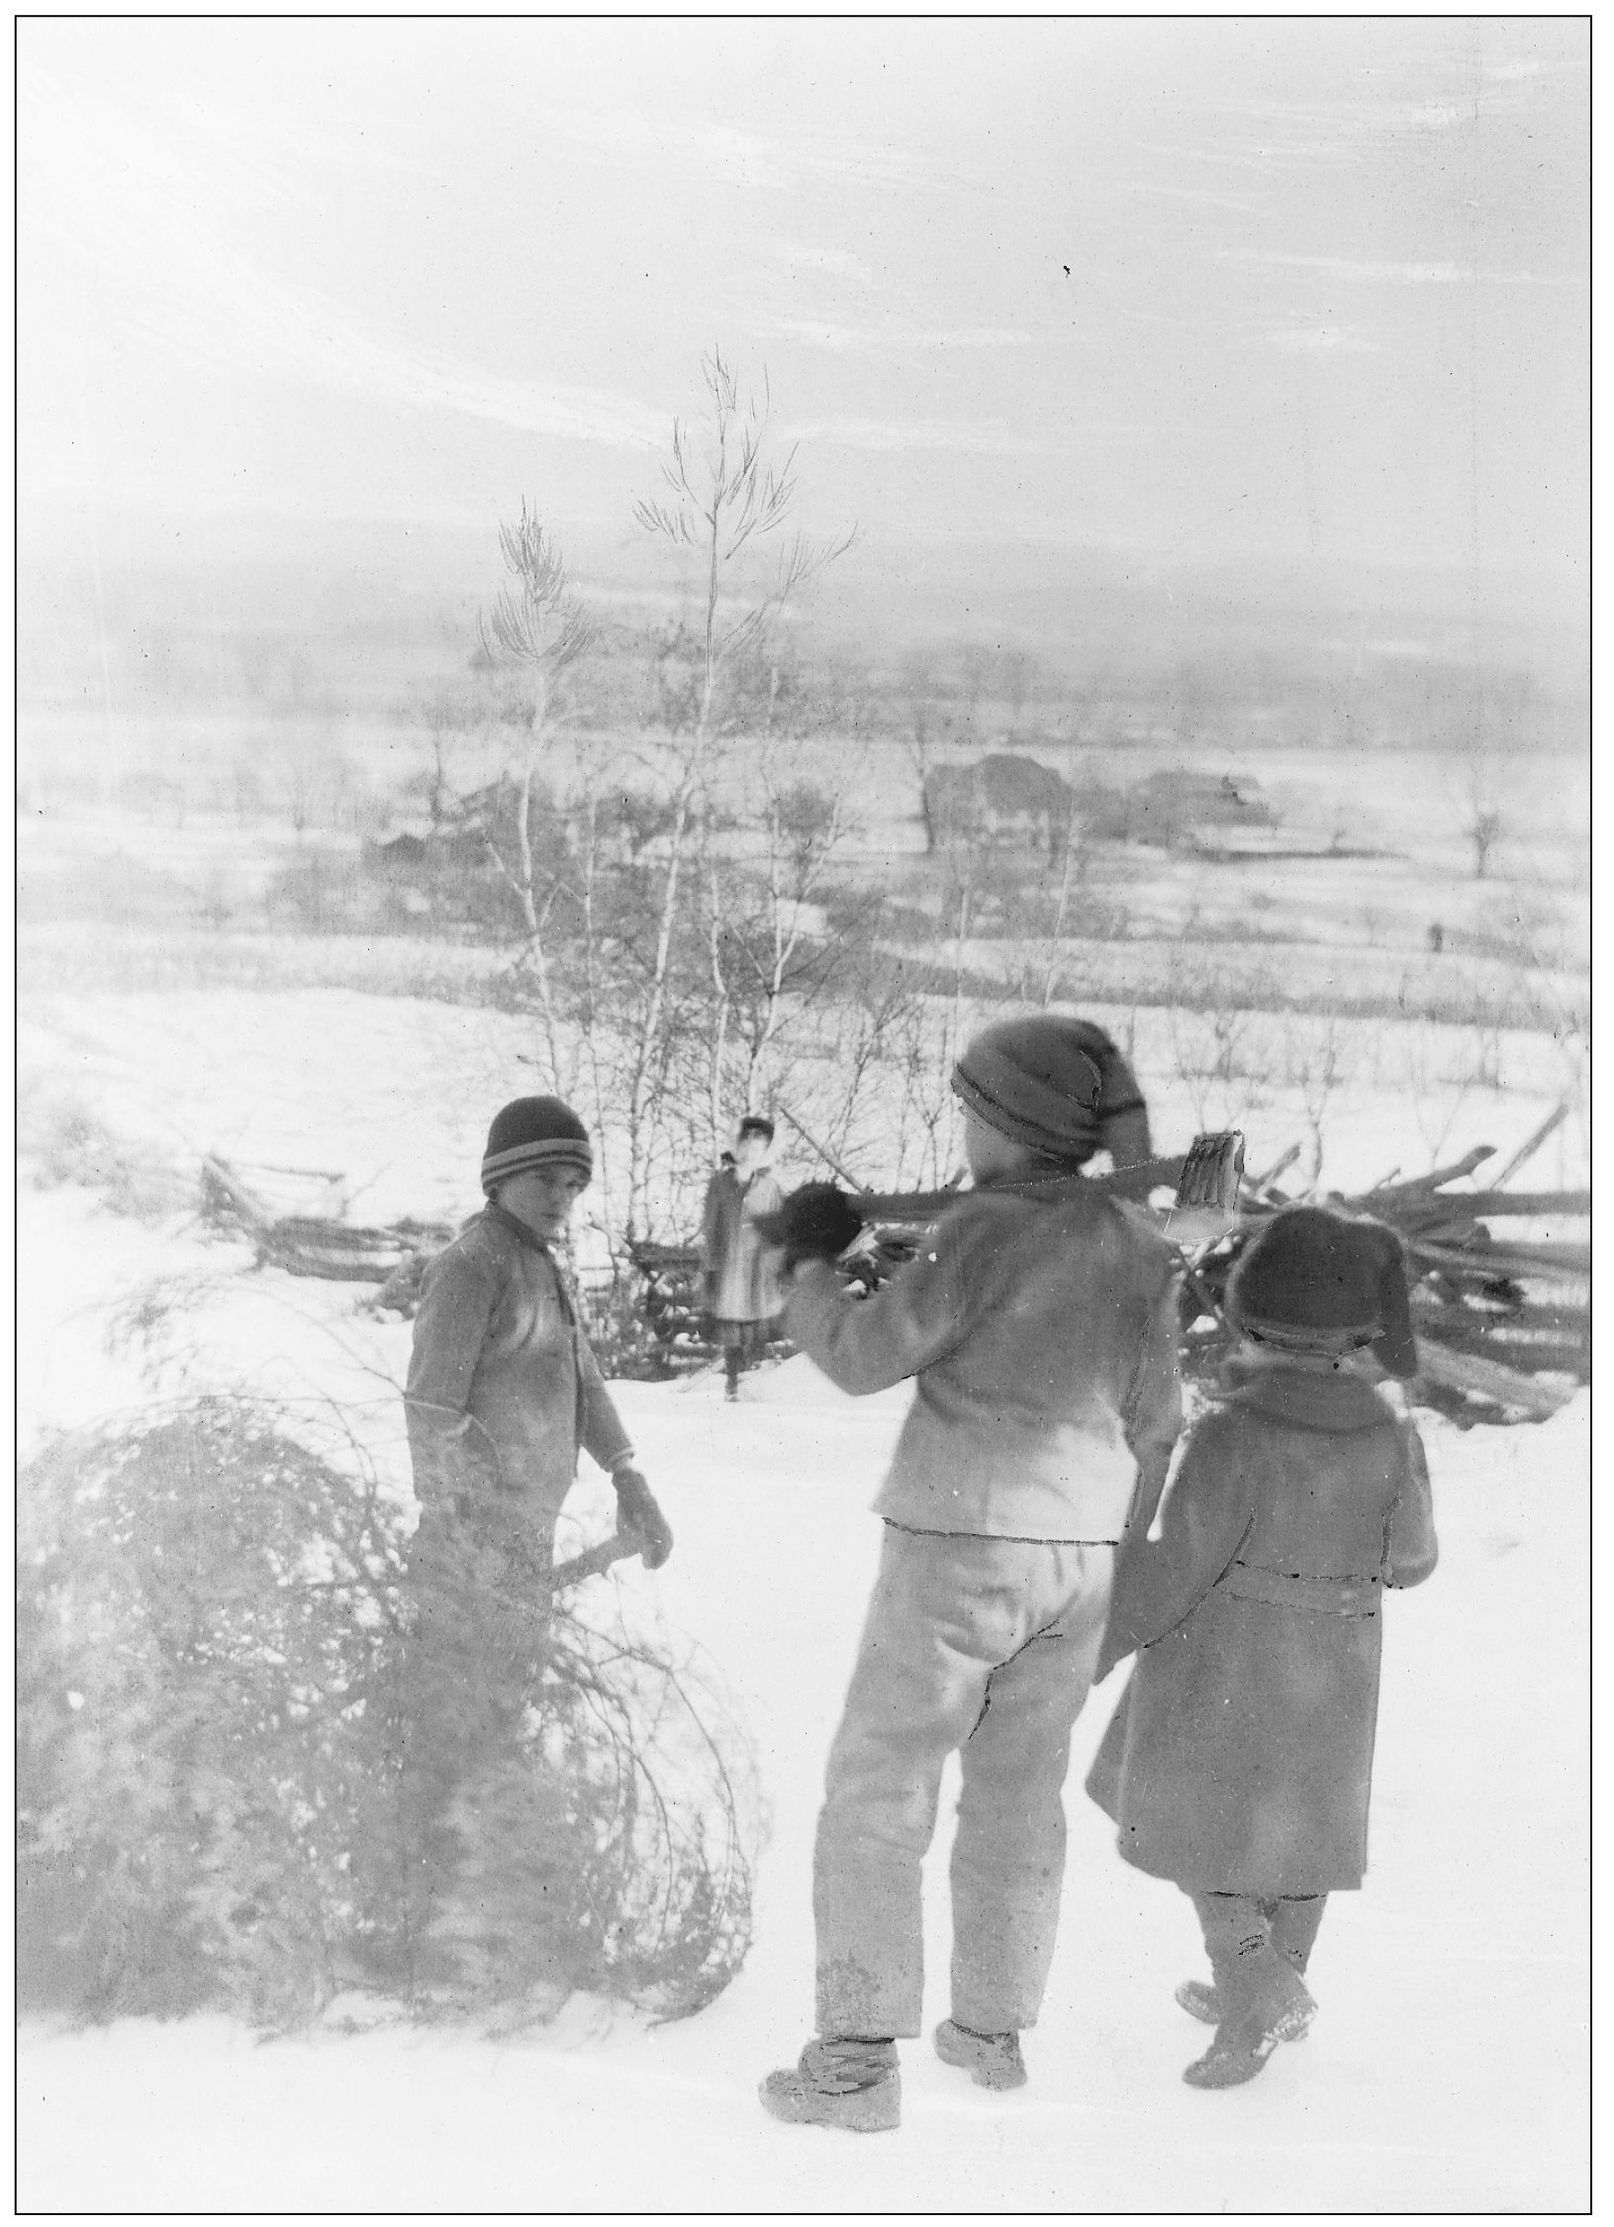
[
  {"left": 760, "top": 2036, "right": 901, "bottom": 2132},
  {"left": 934, "top": 2018, "right": 1028, "bottom": 2091}
]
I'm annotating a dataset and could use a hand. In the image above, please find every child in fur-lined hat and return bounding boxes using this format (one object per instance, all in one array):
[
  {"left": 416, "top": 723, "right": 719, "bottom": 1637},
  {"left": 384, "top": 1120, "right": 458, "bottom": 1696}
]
[
  {"left": 757, "top": 1015, "right": 1182, "bottom": 2132},
  {"left": 1085, "top": 1204, "right": 1438, "bottom": 2089}
]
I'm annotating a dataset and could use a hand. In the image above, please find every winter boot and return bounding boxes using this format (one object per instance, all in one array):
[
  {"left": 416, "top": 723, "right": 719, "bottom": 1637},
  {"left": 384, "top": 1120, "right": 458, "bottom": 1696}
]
[
  {"left": 1175, "top": 1977, "right": 1314, "bottom": 2037},
  {"left": 760, "top": 2036, "right": 901, "bottom": 2132},
  {"left": 1179, "top": 1894, "right": 1326, "bottom": 2029},
  {"left": 934, "top": 2018, "right": 1028, "bottom": 2092},
  {"left": 1183, "top": 1952, "right": 1316, "bottom": 2089}
]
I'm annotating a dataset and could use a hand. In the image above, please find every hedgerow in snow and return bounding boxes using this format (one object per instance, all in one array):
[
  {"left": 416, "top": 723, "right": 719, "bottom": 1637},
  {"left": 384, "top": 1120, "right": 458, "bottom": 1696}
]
[{"left": 17, "top": 1396, "right": 757, "bottom": 2031}]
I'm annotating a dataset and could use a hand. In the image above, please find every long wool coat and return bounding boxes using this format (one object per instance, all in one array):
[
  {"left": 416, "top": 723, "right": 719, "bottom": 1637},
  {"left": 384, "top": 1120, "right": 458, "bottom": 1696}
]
[
  {"left": 701, "top": 1165, "right": 785, "bottom": 1324},
  {"left": 1086, "top": 1357, "right": 1436, "bottom": 1895}
]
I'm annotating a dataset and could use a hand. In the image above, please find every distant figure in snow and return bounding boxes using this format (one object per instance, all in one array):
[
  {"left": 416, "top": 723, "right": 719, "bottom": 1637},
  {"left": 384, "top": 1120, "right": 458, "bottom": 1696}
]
[
  {"left": 700, "top": 1115, "right": 785, "bottom": 1400},
  {"left": 756, "top": 1015, "right": 1183, "bottom": 2132},
  {"left": 399, "top": 1096, "right": 674, "bottom": 1981},
  {"left": 1086, "top": 1204, "right": 1437, "bottom": 2088}
]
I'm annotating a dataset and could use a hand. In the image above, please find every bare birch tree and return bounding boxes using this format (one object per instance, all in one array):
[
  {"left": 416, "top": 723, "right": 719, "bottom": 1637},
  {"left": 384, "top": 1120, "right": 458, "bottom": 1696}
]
[
  {"left": 478, "top": 504, "right": 593, "bottom": 1090},
  {"left": 622, "top": 349, "right": 852, "bottom": 1232}
]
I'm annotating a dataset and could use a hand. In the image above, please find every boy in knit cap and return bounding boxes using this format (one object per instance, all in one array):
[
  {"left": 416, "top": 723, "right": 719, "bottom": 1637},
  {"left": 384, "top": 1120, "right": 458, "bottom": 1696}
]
[
  {"left": 399, "top": 1097, "right": 673, "bottom": 1967},
  {"left": 758, "top": 1015, "right": 1182, "bottom": 2132},
  {"left": 1085, "top": 1204, "right": 1437, "bottom": 2088}
]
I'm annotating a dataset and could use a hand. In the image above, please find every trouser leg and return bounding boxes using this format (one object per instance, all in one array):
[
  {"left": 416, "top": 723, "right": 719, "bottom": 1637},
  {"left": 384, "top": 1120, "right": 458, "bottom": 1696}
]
[
  {"left": 1191, "top": 1891, "right": 1276, "bottom": 2024},
  {"left": 815, "top": 1530, "right": 1065, "bottom": 2040},
  {"left": 395, "top": 1514, "right": 546, "bottom": 1980},
  {"left": 1265, "top": 1893, "right": 1328, "bottom": 1979},
  {"left": 813, "top": 1566, "right": 983, "bottom": 2036},
  {"left": 949, "top": 1543, "right": 1113, "bottom": 2034},
  {"left": 814, "top": 1530, "right": 1104, "bottom": 2042}
]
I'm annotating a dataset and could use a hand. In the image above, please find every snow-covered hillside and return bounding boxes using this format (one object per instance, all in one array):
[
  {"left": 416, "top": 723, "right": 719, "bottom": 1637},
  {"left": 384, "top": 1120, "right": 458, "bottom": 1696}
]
[{"left": 17, "top": 1171, "right": 1590, "bottom": 2212}]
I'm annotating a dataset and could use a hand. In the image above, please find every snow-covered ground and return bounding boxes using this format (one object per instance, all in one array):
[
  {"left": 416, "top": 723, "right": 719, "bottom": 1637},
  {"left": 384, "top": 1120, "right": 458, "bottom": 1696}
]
[
  {"left": 17, "top": 1191, "right": 1591, "bottom": 2213},
  {"left": 17, "top": 962, "right": 1589, "bottom": 2211}
]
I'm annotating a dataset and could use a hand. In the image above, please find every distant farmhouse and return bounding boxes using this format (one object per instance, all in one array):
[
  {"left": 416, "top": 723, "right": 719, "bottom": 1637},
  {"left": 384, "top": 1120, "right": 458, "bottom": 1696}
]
[
  {"left": 1126, "top": 769, "right": 1275, "bottom": 850},
  {"left": 920, "top": 753, "right": 1278, "bottom": 860}
]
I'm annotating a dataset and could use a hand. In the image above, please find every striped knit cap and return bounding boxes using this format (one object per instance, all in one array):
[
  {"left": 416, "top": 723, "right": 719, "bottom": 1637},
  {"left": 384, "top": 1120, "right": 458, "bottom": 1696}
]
[
  {"left": 480, "top": 1096, "right": 593, "bottom": 1196},
  {"left": 951, "top": 1016, "right": 1105, "bottom": 1163}
]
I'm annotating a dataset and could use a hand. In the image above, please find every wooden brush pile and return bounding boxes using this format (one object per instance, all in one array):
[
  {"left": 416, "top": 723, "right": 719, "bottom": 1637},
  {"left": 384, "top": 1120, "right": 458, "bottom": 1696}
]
[
  {"left": 852, "top": 1113, "right": 1586, "bottom": 1425},
  {"left": 199, "top": 1155, "right": 455, "bottom": 1291},
  {"left": 1191, "top": 1136, "right": 1588, "bottom": 1423}
]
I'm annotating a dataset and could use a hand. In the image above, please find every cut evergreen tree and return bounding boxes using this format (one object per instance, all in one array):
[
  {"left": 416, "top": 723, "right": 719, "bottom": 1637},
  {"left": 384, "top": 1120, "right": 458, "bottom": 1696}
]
[{"left": 18, "top": 1396, "right": 757, "bottom": 2032}]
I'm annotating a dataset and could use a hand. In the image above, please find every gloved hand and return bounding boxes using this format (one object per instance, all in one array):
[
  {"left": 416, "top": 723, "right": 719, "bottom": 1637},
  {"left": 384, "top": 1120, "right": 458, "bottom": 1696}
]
[
  {"left": 754, "top": 1182, "right": 865, "bottom": 1270},
  {"left": 613, "top": 1464, "right": 674, "bottom": 1570}
]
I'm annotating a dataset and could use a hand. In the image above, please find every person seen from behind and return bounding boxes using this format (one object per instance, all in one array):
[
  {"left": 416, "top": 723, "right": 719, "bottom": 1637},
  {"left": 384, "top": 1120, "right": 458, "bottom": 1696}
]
[
  {"left": 755, "top": 1015, "right": 1182, "bottom": 2132},
  {"left": 1085, "top": 1204, "right": 1437, "bottom": 2088}
]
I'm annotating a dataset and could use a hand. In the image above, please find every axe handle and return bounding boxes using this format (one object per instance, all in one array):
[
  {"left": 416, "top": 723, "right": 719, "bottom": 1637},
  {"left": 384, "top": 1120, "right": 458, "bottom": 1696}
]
[{"left": 550, "top": 1530, "right": 643, "bottom": 1592}]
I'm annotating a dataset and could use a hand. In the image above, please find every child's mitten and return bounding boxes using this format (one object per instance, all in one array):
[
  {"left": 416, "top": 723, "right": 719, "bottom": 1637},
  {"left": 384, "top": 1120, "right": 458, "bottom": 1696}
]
[{"left": 755, "top": 1182, "right": 865, "bottom": 1268}]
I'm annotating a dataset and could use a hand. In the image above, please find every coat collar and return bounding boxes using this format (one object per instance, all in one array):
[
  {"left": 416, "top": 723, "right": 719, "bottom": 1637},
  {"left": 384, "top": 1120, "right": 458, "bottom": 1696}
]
[
  {"left": 484, "top": 1200, "right": 555, "bottom": 1257},
  {"left": 1218, "top": 1353, "right": 1394, "bottom": 1433},
  {"left": 483, "top": 1203, "right": 577, "bottom": 1323}
]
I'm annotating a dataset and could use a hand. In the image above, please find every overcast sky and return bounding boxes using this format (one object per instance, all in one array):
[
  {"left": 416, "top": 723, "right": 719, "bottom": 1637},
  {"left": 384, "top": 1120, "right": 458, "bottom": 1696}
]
[{"left": 18, "top": 17, "right": 1588, "bottom": 594}]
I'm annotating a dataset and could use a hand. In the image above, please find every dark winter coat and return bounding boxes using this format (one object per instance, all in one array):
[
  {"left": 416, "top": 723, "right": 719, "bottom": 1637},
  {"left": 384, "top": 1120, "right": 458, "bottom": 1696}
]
[
  {"left": 701, "top": 1164, "right": 785, "bottom": 1324},
  {"left": 404, "top": 1202, "right": 634, "bottom": 1548},
  {"left": 783, "top": 1176, "right": 1182, "bottom": 1541},
  {"left": 1086, "top": 1356, "right": 1436, "bottom": 1895}
]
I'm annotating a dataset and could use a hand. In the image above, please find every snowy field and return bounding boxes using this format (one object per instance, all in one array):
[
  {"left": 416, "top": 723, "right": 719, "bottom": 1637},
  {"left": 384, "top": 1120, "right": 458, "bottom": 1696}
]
[{"left": 16, "top": 980, "right": 1590, "bottom": 2212}]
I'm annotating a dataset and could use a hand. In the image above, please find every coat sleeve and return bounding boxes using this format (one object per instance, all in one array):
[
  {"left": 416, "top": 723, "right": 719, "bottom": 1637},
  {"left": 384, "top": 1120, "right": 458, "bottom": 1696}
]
[
  {"left": 404, "top": 1247, "right": 500, "bottom": 1508},
  {"left": 1120, "top": 1273, "right": 1184, "bottom": 1537},
  {"left": 1384, "top": 1419, "right": 1439, "bottom": 1588},
  {"left": 783, "top": 1227, "right": 968, "bottom": 1395},
  {"left": 1098, "top": 1413, "right": 1255, "bottom": 1675},
  {"left": 577, "top": 1332, "right": 636, "bottom": 1475},
  {"left": 700, "top": 1175, "right": 724, "bottom": 1272}
]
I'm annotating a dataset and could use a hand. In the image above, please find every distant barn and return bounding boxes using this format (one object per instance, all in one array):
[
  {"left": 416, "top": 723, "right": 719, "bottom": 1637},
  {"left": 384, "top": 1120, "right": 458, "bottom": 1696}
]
[{"left": 921, "top": 754, "right": 1072, "bottom": 856}]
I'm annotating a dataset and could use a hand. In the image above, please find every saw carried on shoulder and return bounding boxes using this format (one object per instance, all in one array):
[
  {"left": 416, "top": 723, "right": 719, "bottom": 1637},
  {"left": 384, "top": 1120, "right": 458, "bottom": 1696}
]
[{"left": 848, "top": 1131, "right": 1246, "bottom": 1246}]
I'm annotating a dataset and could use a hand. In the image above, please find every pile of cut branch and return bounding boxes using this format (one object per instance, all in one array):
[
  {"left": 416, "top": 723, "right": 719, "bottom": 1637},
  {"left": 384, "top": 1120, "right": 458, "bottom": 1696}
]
[
  {"left": 853, "top": 1106, "right": 1586, "bottom": 1425},
  {"left": 1193, "top": 1126, "right": 1587, "bottom": 1423},
  {"left": 200, "top": 1154, "right": 454, "bottom": 1288}
]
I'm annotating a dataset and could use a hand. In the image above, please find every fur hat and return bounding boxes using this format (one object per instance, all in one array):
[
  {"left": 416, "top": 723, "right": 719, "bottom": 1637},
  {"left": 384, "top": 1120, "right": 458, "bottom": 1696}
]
[
  {"left": 480, "top": 1096, "right": 593, "bottom": 1196},
  {"left": 951, "top": 1016, "right": 1106, "bottom": 1163},
  {"left": 1226, "top": 1204, "right": 1418, "bottom": 1378}
]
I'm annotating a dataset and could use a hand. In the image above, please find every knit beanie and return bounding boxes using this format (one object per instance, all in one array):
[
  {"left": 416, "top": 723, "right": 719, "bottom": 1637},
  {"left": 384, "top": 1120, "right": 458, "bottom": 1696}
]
[
  {"left": 1226, "top": 1204, "right": 1418, "bottom": 1379},
  {"left": 480, "top": 1096, "right": 593, "bottom": 1196},
  {"left": 951, "top": 1016, "right": 1106, "bottom": 1163}
]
